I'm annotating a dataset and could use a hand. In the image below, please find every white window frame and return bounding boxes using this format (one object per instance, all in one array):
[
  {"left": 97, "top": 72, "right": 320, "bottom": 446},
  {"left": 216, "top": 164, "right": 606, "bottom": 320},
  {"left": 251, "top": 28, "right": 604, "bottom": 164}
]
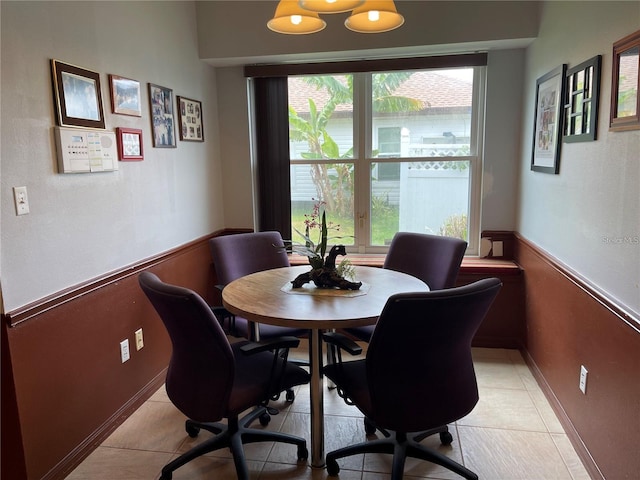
[{"left": 289, "top": 67, "right": 485, "bottom": 255}]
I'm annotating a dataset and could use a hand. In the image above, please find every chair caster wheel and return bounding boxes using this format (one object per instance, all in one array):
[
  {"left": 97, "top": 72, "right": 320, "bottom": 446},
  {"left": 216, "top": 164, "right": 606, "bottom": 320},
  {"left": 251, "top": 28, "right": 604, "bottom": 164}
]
[
  {"left": 185, "top": 423, "right": 200, "bottom": 438},
  {"left": 440, "top": 430, "right": 453, "bottom": 445},
  {"left": 326, "top": 458, "right": 340, "bottom": 476},
  {"left": 364, "top": 417, "right": 377, "bottom": 435},
  {"left": 160, "top": 470, "right": 172, "bottom": 479},
  {"left": 285, "top": 389, "right": 295, "bottom": 402},
  {"left": 259, "top": 412, "right": 271, "bottom": 426},
  {"left": 297, "top": 445, "right": 309, "bottom": 460}
]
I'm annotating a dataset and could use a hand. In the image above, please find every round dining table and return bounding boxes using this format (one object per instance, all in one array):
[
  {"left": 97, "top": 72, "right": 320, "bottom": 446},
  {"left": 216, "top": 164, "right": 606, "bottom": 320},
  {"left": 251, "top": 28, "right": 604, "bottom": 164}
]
[{"left": 222, "top": 265, "right": 428, "bottom": 468}]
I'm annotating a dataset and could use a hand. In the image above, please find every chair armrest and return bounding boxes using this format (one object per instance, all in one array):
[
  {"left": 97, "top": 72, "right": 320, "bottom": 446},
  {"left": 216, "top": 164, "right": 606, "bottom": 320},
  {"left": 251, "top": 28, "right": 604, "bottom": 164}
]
[
  {"left": 241, "top": 336, "right": 304, "bottom": 405},
  {"left": 322, "top": 332, "right": 363, "bottom": 356},
  {"left": 240, "top": 336, "right": 301, "bottom": 355}
]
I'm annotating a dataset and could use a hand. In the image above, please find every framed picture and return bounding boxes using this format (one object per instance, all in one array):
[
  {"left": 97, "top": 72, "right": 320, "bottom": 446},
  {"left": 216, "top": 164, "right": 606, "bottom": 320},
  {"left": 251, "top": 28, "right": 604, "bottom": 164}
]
[
  {"left": 531, "top": 64, "right": 567, "bottom": 174},
  {"left": 610, "top": 29, "right": 640, "bottom": 131},
  {"left": 563, "top": 55, "right": 601, "bottom": 143},
  {"left": 51, "top": 59, "right": 105, "bottom": 129},
  {"left": 109, "top": 75, "right": 142, "bottom": 117},
  {"left": 116, "top": 127, "right": 144, "bottom": 161},
  {"left": 148, "top": 83, "right": 176, "bottom": 147},
  {"left": 177, "top": 96, "right": 204, "bottom": 142}
]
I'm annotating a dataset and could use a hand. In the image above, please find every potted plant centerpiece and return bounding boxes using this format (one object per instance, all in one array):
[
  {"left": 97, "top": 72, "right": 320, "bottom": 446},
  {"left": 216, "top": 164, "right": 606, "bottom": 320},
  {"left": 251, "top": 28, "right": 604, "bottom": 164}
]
[{"left": 286, "top": 201, "right": 361, "bottom": 290}]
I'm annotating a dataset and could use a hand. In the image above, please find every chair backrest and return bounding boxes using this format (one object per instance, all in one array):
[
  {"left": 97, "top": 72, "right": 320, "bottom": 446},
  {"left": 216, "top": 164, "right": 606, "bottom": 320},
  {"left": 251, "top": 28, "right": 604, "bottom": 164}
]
[
  {"left": 383, "top": 232, "right": 467, "bottom": 290},
  {"left": 209, "top": 231, "right": 291, "bottom": 286},
  {"left": 366, "top": 277, "right": 502, "bottom": 433},
  {"left": 138, "top": 272, "right": 234, "bottom": 422}
]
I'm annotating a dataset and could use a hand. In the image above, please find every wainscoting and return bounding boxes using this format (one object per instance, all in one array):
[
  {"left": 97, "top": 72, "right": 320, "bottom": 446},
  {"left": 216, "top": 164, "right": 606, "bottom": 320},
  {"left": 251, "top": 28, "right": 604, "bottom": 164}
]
[
  {"left": 514, "top": 235, "right": 640, "bottom": 480},
  {"left": 457, "top": 260, "right": 524, "bottom": 349},
  {"left": 1, "top": 233, "right": 224, "bottom": 480},
  {"left": 2, "top": 231, "right": 637, "bottom": 479}
]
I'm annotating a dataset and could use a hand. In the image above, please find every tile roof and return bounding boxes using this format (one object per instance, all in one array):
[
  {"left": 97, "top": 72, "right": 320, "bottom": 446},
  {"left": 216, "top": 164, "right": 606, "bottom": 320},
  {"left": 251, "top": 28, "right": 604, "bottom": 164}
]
[{"left": 288, "top": 71, "right": 472, "bottom": 114}]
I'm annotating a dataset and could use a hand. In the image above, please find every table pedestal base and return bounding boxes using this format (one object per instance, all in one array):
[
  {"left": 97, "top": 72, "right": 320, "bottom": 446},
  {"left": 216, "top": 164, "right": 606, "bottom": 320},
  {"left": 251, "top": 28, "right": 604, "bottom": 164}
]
[{"left": 309, "top": 329, "right": 325, "bottom": 468}]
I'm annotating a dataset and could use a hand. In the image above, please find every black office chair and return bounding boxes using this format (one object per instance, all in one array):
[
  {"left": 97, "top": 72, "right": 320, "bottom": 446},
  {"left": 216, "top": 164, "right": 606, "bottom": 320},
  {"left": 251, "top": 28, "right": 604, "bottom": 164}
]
[
  {"left": 336, "top": 232, "right": 467, "bottom": 434},
  {"left": 210, "top": 231, "right": 310, "bottom": 403},
  {"left": 323, "top": 277, "right": 502, "bottom": 480},
  {"left": 209, "top": 231, "right": 309, "bottom": 341},
  {"left": 343, "top": 232, "right": 467, "bottom": 343},
  {"left": 138, "top": 272, "right": 310, "bottom": 480}
]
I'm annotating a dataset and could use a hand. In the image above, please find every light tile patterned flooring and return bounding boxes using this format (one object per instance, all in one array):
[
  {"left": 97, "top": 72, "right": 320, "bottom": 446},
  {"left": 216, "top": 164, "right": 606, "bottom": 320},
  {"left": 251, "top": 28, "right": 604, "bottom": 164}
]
[{"left": 66, "top": 346, "right": 591, "bottom": 480}]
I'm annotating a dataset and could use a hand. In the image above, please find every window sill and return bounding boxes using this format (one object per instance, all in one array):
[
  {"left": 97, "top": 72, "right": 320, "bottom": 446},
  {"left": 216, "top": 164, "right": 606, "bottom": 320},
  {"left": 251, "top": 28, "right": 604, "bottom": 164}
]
[{"left": 288, "top": 254, "right": 521, "bottom": 276}]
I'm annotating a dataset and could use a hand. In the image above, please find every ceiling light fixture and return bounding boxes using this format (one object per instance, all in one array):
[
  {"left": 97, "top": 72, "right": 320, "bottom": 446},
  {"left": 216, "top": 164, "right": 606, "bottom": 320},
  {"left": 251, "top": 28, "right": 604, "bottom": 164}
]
[
  {"left": 268, "top": 0, "right": 404, "bottom": 35},
  {"left": 299, "top": 0, "right": 365, "bottom": 14},
  {"left": 267, "top": 1, "right": 327, "bottom": 35},
  {"left": 345, "top": 0, "right": 404, "bottom": 33}
]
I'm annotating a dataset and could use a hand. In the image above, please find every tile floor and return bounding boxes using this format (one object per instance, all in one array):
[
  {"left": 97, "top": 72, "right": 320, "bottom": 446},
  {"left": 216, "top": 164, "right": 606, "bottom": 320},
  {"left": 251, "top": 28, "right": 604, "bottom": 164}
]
[{"left": 66, "top": 345, "right": 591, "bottom": 480}]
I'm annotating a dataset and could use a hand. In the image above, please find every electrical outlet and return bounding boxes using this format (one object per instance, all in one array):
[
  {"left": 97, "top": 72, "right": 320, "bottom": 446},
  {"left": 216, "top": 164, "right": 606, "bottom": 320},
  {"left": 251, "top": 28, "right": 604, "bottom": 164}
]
[
  {"left": 120, "top": 339, "right": 130, "bottom": 363},
  {"left": 492, "top": 240, "right": 504, "bottom": 257},
  {"left": 135, "top": 328, "right": 144, "bottom": 351},
  {"left": 13, "top": 186, "right": 30, "bottom": 215},
  {"left": 579, "top": 365, "right": 588, "bottom": 394}
]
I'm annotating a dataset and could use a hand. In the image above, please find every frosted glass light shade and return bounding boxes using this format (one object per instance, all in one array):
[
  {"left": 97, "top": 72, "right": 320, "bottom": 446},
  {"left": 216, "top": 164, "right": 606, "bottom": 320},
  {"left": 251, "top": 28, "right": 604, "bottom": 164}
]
[
  {"left": 345, "top": 0, "right": 404, "bottom": 33},
  {"left": 299, "top": 0, "right": 364, "bottom": 13},
  {"left": 268, "top": 0, "right": 327, "bottom": 34}
]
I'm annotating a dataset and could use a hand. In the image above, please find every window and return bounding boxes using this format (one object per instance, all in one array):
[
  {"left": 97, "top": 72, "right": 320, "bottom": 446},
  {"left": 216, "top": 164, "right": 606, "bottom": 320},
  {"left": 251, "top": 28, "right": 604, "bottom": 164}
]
[
  {"left": 288, "top": 68, "right": 484, "bottom": 253},
  {"left": 376, "top": 128, "right": 402, "bottom": 181},
  {"left": 247, "top": 55, "right": 487, "bottom": 255},
  {"left": 378, "top": 127, "right": 401, "bottom": 157}
]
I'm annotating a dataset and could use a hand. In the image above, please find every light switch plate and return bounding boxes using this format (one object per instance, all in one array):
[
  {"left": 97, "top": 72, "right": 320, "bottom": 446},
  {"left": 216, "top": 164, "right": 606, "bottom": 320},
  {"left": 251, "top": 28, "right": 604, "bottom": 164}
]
[
  {"left": 135, "top": 328, "right": 144, "bottom": 351},
  {"left": 13, "top": 186, "right": 30, "bottom": 215}
]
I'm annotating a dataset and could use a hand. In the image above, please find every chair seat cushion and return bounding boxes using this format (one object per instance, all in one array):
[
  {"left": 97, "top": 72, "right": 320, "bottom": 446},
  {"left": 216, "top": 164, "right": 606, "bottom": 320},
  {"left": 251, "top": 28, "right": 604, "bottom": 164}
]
[
  {"left": 323, "top": 359, "right": 373, "bottom": 416},
  {"left": 227, "top": 341, "right": 310, "bottom": 415},
  {"left": 324, "top": 357, "right": 473, "bottom": 433}
]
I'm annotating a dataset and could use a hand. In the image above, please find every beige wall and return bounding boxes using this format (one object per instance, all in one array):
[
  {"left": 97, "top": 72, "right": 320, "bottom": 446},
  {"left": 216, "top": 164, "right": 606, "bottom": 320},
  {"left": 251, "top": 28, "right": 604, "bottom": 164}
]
[
  {"left": 519, "top": 1, "right": 640, "bottom": 317},
  {"left": 215, "top": 66, "right": 256, "bottom": 228},
  {"left": 1, "top": 1, "right": 224, "bottom": 311}
]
